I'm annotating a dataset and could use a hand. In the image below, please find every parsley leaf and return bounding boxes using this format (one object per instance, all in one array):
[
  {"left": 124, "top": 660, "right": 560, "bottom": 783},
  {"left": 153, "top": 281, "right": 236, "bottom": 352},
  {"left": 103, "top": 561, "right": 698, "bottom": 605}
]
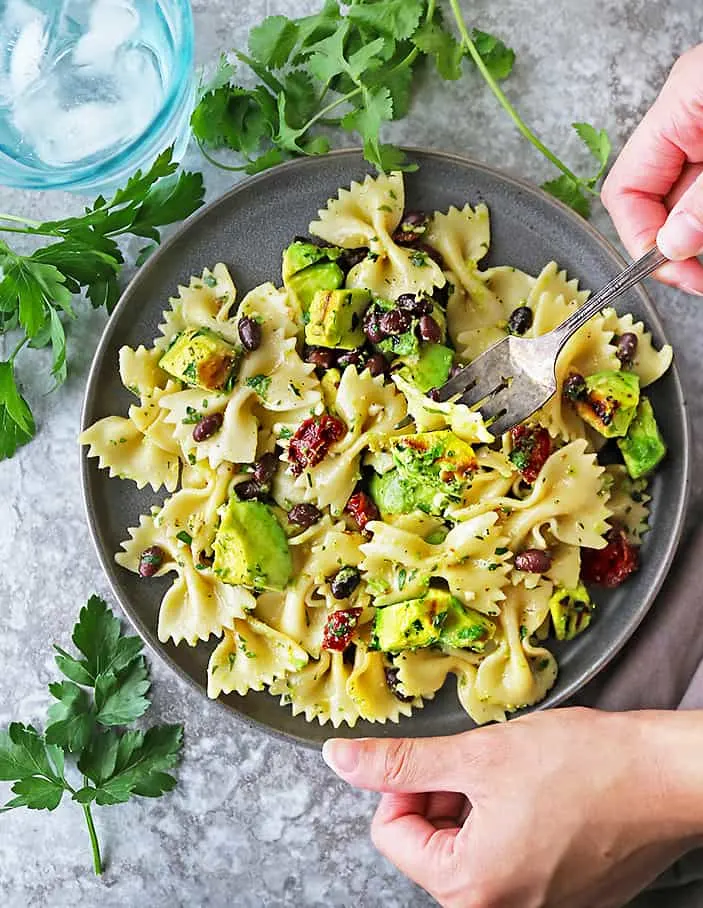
[
  {"left": 0, "top": 361, "right": 35, "bottom": 459},
  {"left": 0, "top": 596, "right": 184, "bottom": 874}
]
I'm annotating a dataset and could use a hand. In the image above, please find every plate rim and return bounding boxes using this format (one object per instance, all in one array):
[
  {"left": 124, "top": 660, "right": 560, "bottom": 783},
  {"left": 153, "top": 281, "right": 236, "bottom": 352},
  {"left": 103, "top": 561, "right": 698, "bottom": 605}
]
[{"left": 80, "top": 146, "right": 692, "bottom": 749}]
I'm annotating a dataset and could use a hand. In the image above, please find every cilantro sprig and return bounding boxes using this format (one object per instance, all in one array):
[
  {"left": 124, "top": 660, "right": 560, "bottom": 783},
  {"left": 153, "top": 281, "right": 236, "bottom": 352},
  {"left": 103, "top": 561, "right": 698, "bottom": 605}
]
[
  {"left": 191, "top": 0, "right": 610, "bottom": 216},
  {"left": 0, "top": 147, "right": 205, "bottom": 461},
  {"left": 0, "top": 596, "right": 184, "bottom": 875}
]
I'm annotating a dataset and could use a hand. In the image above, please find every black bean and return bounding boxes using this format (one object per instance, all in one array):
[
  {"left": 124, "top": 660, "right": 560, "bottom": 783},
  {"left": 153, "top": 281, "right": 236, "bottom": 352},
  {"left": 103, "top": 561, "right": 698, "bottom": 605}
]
[
  {"left": 379, "top": 308, "right": 412, "bottom": 337},
  {"left": 431, "top": 282, "right": 451, "bottom": 307},
  {"left": 508, "top": 306, "right": 533, "bottom": 336},
  {"left": 337, "top": 247, "right": 368, "bottom": 273},
  {"left": 384, "top": 665, "right": 413, "bottom": 702},
  {"left": 426, "top": 387, "right": 442, "bottom": 401},
  {"left": 396, "top": 293, "right": 432, "bottom": 316},
  {"left": 392, "top": 211, "right": 429, "bottom": 246},
  {"left": 362, "top": 305, "right": 386, "bottom": 344},
  {"left": 253, "top": 452, "right": 278, "bottom": 485},
  {"left": 616, "top": 332, "right": 638, "bottom": 365},
  {"left": 418, "top": 315, "right": 442, "bottom": 343},
  {"left": 192, "top": 412, "right": 224, "bottom": 442},
  {"left": 238, "top": 316, "right": 262, "bottom": 352},
  {"left": 514, "top": 549, "right": 552, "bottom": 574},
  {"left": 235, "top": 479, "right": 266, "bottom": 501},
  {"left": 330, "top": 565, "right": 361, "bottom": 599},
  {"left": 563, "top": 372, "right": 587, "bottom": 401},
  {"left": 417, "top": 242, "right": 444, "bottom": 269},
  {"left": 337, "top": 347, "right": 367, "bottom": 369},
  {"left": 288, "top": 503, "right": 322, "bottom": 528},
  {"left": 449, "top": 363, "right": 463, "bottom": 379},
  {"left": 367, "top": 353, "right": 390, "bottom": 378},
  {"left": 139, "top": 546, "right": 165, "bottom": 578},
  {"left": 304, "top": 345, "right": 337, "bottom": 371}
]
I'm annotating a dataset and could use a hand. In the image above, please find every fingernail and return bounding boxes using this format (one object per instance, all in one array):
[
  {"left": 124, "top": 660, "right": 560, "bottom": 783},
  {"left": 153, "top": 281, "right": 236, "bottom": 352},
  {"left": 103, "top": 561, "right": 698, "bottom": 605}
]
[
  {"left": 657, "top": 212, "right": 703, "bottom": 261},
  {"left": 681, "top": 284, "right": 703, "bottom": 297},
  {"left": 322, "top": 739, "right": 361, "bottom": 774}
]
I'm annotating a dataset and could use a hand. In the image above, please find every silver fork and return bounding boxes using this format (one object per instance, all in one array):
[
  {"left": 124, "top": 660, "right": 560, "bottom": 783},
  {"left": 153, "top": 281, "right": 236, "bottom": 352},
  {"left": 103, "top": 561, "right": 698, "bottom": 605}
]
[{"left": 434, "top": 246, "right": 668, "bottom": 436}]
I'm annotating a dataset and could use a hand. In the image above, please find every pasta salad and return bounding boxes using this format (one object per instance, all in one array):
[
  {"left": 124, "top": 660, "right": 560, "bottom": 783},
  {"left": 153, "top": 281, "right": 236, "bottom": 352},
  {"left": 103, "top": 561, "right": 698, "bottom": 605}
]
[{"left": 81, "top": 171, "right": 672, "bottom": 727}]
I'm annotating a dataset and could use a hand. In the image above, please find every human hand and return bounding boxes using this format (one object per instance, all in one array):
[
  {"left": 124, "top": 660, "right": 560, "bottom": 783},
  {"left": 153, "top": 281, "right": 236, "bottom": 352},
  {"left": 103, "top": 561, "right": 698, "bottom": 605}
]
[
  {"left": 323, "top": 708, "right": 703, "bottom": 908},
  {"left": 601, "top": 44, "right": 703, "bottom": 295}
]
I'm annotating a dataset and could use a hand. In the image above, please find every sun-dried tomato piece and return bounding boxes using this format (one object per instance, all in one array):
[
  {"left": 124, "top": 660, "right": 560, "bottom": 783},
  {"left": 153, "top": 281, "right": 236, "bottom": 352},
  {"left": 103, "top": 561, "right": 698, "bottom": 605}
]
[
  {"left": 288, "top": 415, "right": 346, "bottom": 476},
  {"left": 509, "top": 425, "right": 552, "bottom": 483},
  {"left": 346, "top": 490, "right": 380, "bottom": 533},
  {"left": 581, "top": 525, "right": 639, "bottom": 588},
  {"left": 322, "top": 608, "right": 363, "bottom": 651}
]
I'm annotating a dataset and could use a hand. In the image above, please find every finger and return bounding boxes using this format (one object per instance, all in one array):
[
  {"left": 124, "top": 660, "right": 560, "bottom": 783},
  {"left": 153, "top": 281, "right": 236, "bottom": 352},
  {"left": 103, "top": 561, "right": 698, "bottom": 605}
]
[
  {"left": 657, "top": 170, "right": 703, "bottom": 260},
  {"left": 426, "top": 790, "right": 468, "bottom": 824},
  {"left": 371, "top": 793, "right": 460, "bottom": 888},
  {"left": 322, "top": 734, "right": 474, "bottom": 794},
  {"left": 601, "top": 48, "right": 703, "bottom": 258},
  {"left": 667, "top": 161, "right": 703, "bottom": 208}
]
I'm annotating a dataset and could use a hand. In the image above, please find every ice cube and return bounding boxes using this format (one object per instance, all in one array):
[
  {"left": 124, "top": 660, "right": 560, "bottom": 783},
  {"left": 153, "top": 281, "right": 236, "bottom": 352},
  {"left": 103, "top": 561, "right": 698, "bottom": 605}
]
[{"left": 72, "top": 0, "right": 138, "bottom": 68}]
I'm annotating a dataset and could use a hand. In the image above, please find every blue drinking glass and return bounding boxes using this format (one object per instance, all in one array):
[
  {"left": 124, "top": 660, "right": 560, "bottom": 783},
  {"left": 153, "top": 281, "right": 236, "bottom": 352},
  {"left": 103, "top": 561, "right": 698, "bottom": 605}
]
[{"left": 0, "top": 0, "right": 195, "bottom": 192}]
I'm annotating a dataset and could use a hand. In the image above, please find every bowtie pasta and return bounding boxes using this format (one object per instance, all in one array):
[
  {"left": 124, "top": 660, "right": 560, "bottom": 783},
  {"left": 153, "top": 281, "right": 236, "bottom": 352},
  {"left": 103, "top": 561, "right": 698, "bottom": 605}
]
[{"left": 81, "top": 171, "right": 672, "bottom": 728}]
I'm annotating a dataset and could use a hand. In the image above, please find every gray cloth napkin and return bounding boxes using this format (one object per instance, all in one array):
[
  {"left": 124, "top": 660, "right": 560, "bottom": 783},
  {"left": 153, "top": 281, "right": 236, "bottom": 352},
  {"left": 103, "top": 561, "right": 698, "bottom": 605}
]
[{"left": 569, "top": 522, "right": 703, "bottom": 906}]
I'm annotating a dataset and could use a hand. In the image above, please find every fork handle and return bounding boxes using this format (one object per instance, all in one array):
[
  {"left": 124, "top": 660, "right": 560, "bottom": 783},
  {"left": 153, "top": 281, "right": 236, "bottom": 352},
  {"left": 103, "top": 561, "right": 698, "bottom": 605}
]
[{"left": 551, "top": 246, "right": 668, "bottom": 345}]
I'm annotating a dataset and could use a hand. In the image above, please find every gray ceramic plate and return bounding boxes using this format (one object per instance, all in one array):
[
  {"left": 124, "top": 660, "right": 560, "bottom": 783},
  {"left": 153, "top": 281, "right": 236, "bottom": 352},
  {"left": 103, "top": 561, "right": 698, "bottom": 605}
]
[{"left": 81, "top": 148, "right": 690, "bottom": 748}]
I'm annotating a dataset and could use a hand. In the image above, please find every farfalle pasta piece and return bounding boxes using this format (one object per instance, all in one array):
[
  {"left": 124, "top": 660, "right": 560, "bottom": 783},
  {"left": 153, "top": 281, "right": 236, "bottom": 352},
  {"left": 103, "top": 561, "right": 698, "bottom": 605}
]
[
  {"left": 116, "top": 510, "right": 255, "bottom": 645},
  {"left": 501, "top": 439, "right": 611, "bottom": 549},
  {"left": 156, "top": 263, "right": 239, "bottom": 349},
  {"left": 287, "top": 367, "right": 407, "bottom": 514},
  {"left": 393, "top": 647, "right": 481, "bottom": 702},
  {"left": 601, "top": 309, "right": 673, "bottom": 386},
  {"left": 391, "top": 373, "right": 494, "bottom": 443},
  {"left": 119, "top": 345, "right": 168, "bottom": 399},
  {"left": 347, "top": 643, "right": 418, "bottom": 723},
  {"left": 207, "top": 617, "right": 309, "bottom": 698},
  {"left": 80, "top": 381, "right": 181, "bottom": 492},
  {"left": 361, "top": 510, "right": 511, "bottom": 613},
  {"left": 270, "top": 651, "right": 362, "bottom": 728},
  {"left": 470, "top": 582, "right": 558, "bottom": 722},
  {"left": 310, "top": 171, "right": 445, "bottom": 297}
]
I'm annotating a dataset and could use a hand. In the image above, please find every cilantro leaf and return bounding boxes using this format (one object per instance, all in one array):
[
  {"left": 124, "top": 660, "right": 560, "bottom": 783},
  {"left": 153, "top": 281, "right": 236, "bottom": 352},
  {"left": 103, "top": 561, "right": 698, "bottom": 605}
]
[
  {"left": 573, "top": 121, "right": 612, "bottom": 183},
  {"left": 342, "top": 86, "right": 394, "bottom": 169},
  {"left": 0, "top": 361, "right": 35, "bottom": 461},
  {"left": 412, "top": 20, "right": 464, "bottom": 81},
  {"left": 471, "top": 29, "right": 515, "bottom": 81},
  {"left": 249, "top": 15, "right": 299, "bottom": 69},
  {"left": 542, "top": 175, "right": 592, "bottom": 218},
  {"left": 347, "top": 0, "right": 425, "bottom": 41}
]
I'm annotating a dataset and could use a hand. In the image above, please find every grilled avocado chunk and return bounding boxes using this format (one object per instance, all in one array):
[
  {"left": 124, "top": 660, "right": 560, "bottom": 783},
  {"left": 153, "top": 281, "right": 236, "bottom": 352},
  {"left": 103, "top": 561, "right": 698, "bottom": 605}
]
[
  {"left": 159, "top": 328, "right": 240, "bottom": 392},
  {"left": 371, "top": 589, "right": 451, "bottom": 653},
  {"left": 282, "top": 241, "right": 345, "bottom": 311},
  {"left": 305, "top": 288, "right": 371, "bottom": 349},
  {"left": 439, "top": 598, "right": 496, "bottom": 651},
  {"left": 617, "top": 397, "right": 666, "bottom": 479},
  {"left": 573, "top": 370, "right": 640, "bottom": 438},
  {"left": 549, "top": 582, "right": 594, "bottom": 640},
  {"left": 213, "top": 499, "right": 293, "bottom": 591}
]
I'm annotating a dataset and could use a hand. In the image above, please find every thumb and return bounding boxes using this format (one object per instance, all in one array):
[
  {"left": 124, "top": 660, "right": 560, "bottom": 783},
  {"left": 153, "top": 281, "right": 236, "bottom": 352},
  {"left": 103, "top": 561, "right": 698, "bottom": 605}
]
[
  {"left": 657, "top": 170, "right": 703, "bottom": 260},
  {"left": 322, "top": 734, "right": 473, "bottom": 793}
]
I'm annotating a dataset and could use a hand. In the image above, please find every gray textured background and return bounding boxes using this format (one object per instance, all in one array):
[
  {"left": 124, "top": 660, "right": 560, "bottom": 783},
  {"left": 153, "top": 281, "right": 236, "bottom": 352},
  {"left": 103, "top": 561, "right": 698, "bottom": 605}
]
[{"left": 1, "top": 1, "right": 702, "bottom": 905}]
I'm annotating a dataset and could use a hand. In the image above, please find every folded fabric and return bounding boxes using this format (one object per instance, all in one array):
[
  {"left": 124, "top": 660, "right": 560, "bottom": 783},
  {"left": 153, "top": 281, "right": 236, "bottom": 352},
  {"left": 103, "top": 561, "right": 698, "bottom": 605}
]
[{"left": 572, "top": 519, "right": 703, "bottom": 906}]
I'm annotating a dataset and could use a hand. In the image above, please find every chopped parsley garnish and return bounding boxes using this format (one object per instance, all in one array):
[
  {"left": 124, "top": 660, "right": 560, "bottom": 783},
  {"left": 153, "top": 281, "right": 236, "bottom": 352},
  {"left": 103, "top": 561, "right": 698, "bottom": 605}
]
[{"left": 246, "top": 374, "right": 272, "bottom": 398}]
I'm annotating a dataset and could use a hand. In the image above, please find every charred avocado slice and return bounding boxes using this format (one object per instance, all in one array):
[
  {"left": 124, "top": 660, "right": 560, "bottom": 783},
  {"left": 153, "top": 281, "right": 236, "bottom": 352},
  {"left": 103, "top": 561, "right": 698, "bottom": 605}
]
[
  {"left": 282, "top": 241, "right": 345, "bottom": 311},
  {"left": 305, "top": 288, "right": 371, "bottom": 349},
  {"left": 573, "top": 370, "right": 640, "bottom": 438},
  {"left": 213, "top": 499, "right": 293, "bottom": 591},
  {"left": 548, "top": 582, "right": 594, "bottom": 640},
  {"left": 159, "top": 328, "right": 240, "bottom": 391},
  {"left": 617, "top": 397, "right": 666, "bottom": 479},
  {"left": 439, "top": 598, "right": 496, "bottom": 651},
  {"left": 371, "top": 589, "right": 451, "bottom": 652}
]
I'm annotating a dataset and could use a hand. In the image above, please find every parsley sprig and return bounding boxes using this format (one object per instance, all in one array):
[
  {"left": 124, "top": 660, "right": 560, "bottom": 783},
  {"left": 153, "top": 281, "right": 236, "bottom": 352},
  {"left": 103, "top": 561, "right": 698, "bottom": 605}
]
[
  {"left": 0, "top": 147, "right": 205, "bottom": 461},
  {"left": 191, "top": 0, "right": 610, "bottom": 215},
  {"left": 0, "top": 596, "right": 184, "bottom": 875}
]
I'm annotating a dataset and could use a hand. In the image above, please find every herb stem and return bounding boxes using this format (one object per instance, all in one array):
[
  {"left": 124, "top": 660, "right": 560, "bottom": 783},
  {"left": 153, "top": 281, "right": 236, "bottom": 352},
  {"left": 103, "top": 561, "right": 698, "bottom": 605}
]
[
  {"left": 196, "top": 140, "right": 251, "bottom": 173},
  {"left": 448, "top": 0, "right": 582, "bottom": 186},
  {"left": 82, "top": 802, "right": 103, "bottom": 876},
  {"left": 0, "top": 213, "right": 42, "bottom": 228},
  {"left": 9, "top": 336, "right": 29, "bottom": 363}
]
